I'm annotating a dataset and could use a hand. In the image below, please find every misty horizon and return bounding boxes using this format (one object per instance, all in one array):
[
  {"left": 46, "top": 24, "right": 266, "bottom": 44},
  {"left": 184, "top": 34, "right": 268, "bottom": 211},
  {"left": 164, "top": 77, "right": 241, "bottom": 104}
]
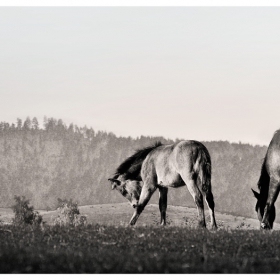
[{"left": 1, "top": 7, "right": 280, "bottom": 146}]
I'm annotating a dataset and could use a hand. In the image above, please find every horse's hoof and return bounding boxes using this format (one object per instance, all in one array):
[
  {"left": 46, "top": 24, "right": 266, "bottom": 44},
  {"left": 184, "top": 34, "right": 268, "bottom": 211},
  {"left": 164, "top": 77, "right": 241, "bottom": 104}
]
[
  {"left": 129, "top": 218, "right": 137, "bottom": 226},
  {"left": 197, "top": 222, "right": 207, "bottom": 229},
  {"left": 197, "top": 221, "right": 206, "bottom": 229},
  {"left": 210, "top": 223, "right": 218, "bottom": 230}
]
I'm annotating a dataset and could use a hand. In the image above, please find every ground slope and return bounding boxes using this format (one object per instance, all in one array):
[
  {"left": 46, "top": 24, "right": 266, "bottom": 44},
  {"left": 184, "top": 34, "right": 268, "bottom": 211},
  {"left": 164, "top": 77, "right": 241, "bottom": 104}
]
[{"left": 1, "top": 203, "right": 278, "bottom": 230}]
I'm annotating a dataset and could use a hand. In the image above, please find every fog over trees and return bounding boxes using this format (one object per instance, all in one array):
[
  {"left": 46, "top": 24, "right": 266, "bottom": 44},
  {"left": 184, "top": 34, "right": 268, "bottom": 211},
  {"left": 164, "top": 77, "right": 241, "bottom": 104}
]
[{"left": 0, "top": 117, "right": 270, "bottom": 220}]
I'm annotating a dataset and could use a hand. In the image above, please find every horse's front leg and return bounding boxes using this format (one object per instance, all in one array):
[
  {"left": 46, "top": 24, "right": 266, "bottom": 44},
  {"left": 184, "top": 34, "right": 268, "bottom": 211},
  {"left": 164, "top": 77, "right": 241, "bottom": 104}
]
[
  {"left": 129, "top": 182, "right": 157, "bottom": 225},
  {"left": 261, "top": 178, "right": 279, "bottom": 230},
  {"left": 158, "top": 186, "right": 168, "bottom": 225}
]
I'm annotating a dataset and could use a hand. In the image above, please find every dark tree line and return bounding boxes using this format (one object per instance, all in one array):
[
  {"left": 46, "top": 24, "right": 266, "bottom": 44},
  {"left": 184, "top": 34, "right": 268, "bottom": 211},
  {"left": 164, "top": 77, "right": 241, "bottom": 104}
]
[{"left": 0, "top": 117, "right": 274, "bottom": 220}]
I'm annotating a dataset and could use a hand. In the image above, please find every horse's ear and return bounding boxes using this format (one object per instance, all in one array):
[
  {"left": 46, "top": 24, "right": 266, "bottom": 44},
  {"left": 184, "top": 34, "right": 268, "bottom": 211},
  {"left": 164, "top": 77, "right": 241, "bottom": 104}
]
[
  {"left": 108, "top": 178, "right": 119, "bottom": 183},
  {"left": 108, "top": 178, "right": 121, "bottom": 189},
  {"left": 252, "top": 189, "right": 260, "bottom": 199}
]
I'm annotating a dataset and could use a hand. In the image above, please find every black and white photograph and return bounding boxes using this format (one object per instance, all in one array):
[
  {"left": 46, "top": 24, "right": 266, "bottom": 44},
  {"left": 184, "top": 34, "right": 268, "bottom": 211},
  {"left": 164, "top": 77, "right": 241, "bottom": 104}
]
[{"left": 1, "top": 0, "right": 280, "bottom": 274}]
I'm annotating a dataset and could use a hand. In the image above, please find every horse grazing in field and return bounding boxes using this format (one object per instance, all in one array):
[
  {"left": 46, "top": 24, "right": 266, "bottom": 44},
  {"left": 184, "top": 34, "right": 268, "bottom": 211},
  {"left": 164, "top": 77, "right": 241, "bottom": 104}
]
[
  {"left": 252, "top": 130, "right": 280, "bottom": 230},
  {"left": 108, "top": 140, "right": 217, "bottom": 229}
]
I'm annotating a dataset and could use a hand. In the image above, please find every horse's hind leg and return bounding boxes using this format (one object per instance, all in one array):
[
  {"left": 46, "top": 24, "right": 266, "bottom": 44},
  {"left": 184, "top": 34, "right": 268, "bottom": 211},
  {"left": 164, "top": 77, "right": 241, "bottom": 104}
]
[
  {"left": 158, "top": 186, "right": 168, "bottom": 225},
  {"left": 183, "top": 178, "right": 206, "bottom": 228},
  {"left": 204, "top": 189, "right": 217, "bottom": 230},
  {"left": 129, "top": 182, "right": 157, "bottom": 226}
]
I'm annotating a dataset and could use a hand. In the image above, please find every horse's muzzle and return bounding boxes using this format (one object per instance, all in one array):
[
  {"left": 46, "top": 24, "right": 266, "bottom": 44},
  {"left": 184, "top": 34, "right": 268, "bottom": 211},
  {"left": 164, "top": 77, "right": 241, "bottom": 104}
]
[{"left": 261, "top": 222, "right": 270, "bottom": 230}]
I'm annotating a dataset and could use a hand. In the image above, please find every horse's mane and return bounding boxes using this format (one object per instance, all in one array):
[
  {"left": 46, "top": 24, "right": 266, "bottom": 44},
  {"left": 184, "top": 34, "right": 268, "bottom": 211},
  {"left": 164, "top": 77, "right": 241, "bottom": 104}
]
[
  {"left": 257, "top": 155, "right": 270, "bottom": 195},
  {"left": 113, "top": 141, "right": 162, "bottom": 180}
]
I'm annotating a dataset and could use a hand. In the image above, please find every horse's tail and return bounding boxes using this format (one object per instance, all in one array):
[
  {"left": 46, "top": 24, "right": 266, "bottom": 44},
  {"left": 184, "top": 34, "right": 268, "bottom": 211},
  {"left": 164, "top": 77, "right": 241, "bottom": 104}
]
[{"left": 195, "top": 147, "right": 212, "bottom": 193}]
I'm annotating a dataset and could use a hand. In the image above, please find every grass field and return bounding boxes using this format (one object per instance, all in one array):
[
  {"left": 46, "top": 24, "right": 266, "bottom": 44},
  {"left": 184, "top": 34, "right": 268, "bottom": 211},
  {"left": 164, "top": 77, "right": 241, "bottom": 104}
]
[
  {"left": 1, "top": 223, "right": 280, "bottom": 273},
  {"left": 1, "top": 203, "right": 280, "bottom": 273}
]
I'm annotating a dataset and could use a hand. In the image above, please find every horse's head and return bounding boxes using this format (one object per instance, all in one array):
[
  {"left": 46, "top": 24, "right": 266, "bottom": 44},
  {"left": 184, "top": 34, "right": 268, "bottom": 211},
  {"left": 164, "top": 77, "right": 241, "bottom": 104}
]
[
  {"left": 108, "top": 176, "right": 142, "bottom": 208},
  {"left": 252, "top": 189, "right": 275, "bottom": 230}
]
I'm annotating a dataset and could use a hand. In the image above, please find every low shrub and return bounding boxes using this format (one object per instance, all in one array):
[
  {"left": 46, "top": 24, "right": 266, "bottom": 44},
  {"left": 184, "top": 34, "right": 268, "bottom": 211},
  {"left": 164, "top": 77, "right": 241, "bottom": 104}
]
[
  {"left": 53, "top": 198, "right": 87, "bottom": 226},
  {"left": 12, "top": 195, "right": 42, "bottom": 226}
]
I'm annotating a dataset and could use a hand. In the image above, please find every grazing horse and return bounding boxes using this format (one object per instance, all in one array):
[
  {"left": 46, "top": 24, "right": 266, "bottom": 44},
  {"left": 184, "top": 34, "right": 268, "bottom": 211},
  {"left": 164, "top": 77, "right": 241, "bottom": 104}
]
[
  {"left": 252, "top": 130, "right": 280, "bottom": 230},
  {"left": 108, "top": 140, "right": 217, "bottom": 229}
]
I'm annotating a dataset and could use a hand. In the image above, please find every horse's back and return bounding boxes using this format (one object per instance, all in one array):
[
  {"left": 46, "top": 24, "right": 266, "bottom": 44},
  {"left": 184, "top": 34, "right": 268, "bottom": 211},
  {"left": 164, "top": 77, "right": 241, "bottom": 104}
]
[
  {"left": 147, "top": 140, "right": 207, "bottom": 164},
  {"left": 173, "top": 140, "right": 209, "bottom": 159},
  {"left": 266, "top": 131, "right": 280, "bottom": 178},
  {"left": 141, "top": 140, "right": 210, "bottom": 187}
]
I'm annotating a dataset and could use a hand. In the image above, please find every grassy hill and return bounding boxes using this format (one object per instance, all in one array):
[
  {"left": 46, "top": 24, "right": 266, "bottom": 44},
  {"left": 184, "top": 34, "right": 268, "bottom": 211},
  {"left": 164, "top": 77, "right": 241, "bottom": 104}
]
[{"left": 1, "top": 203, "right": 277, "bottom": 230}]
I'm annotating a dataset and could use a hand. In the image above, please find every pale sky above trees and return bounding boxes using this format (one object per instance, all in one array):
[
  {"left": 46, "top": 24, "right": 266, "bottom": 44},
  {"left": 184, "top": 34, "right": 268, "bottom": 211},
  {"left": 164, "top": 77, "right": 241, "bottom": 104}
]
[{"left": 1, "top": 6, "right": 280, "bottom": 145}]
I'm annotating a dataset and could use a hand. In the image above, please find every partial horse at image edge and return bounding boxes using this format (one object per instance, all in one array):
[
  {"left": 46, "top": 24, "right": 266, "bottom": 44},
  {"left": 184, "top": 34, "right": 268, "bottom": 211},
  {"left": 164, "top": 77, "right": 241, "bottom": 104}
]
[
  {"left": 109, "top": 140, "right": 217, "bottom": 229},
  {"left": 252, "top": 129, "right": 280, "bottom": 230}
]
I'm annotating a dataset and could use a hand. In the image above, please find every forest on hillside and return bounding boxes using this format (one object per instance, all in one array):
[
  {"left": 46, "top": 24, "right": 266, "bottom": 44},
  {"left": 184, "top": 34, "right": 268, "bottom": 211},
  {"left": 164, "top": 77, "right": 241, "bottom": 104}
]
[{"left": 0, "top": 117, "right": 272, "bottom": 220}]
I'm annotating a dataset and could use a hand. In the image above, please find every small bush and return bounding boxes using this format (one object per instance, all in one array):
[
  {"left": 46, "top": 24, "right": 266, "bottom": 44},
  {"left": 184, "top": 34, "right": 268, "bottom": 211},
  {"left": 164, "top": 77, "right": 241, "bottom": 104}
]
[
  {"left": 53, "top": 198, "right": 87, "bottom": 226},
  {"left": 12, "top": 195, "right": 42, "bottom": 226}
]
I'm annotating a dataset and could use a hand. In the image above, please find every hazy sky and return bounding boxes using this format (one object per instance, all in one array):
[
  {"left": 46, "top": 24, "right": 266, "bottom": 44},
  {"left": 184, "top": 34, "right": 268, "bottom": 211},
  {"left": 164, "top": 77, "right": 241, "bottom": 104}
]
[{"left": 1, "top": 7, "right": 280, "bottom": 145}]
